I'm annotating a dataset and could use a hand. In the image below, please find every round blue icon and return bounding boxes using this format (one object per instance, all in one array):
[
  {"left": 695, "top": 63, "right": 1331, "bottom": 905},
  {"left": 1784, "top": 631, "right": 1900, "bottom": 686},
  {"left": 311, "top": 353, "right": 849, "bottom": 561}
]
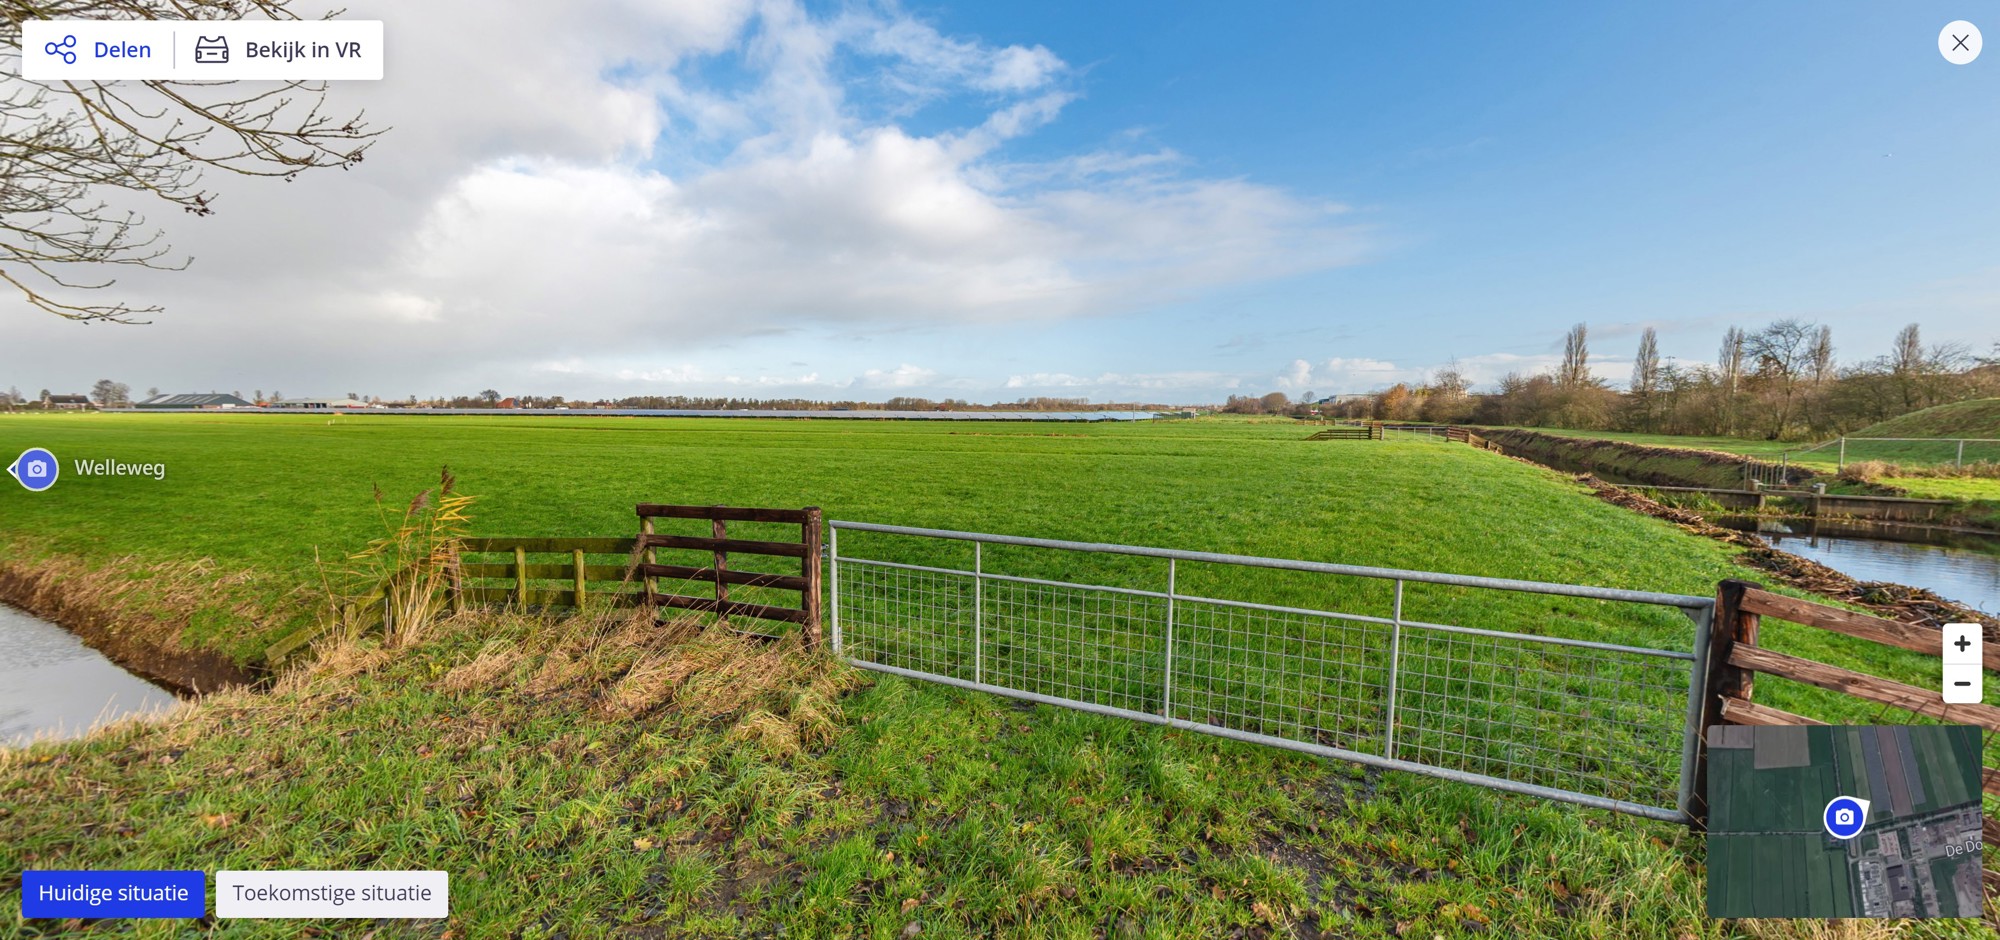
[
  {"left": 1823, "top": 795, "right": 1869, "bottom": 840},
  {"left": 8, "top": 447, "right": 59, "bottom": 492}
]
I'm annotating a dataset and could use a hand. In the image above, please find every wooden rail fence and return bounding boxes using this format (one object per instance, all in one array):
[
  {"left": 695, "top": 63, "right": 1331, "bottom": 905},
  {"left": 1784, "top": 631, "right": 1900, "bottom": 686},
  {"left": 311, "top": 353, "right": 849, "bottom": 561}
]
[
  {"left": 1693, "top": 579, "right": 2000, "bottom": 890},
  {"left": 636, "top": 504, "right": 824, "bottom": 647},
  {"left": 1309, "top": 422, "right": 1503, "bottom": 450},
  {"left": 457, "top": 536, "right": 645, "bottom": 609}
]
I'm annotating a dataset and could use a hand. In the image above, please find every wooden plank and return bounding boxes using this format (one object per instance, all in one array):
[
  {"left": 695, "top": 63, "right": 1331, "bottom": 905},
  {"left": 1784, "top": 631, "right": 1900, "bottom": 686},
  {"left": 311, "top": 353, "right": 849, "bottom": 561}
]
[
  {"left": 461, "top": 586, "right": 640, "bottom": 606},
  {"left": 640, "top": 564, "right": 808, "bottom": 592},
  {"left": 1739, "top": 587, "right": 2000, "bottom": 671},
  {"left": 462, "top": 537, "right": 638, "bottom": 554},
  {"left": 1718, "top": 696, "right": 1826, "bottom": 727},
  {"left": 1727, "top": 645, "right": 2000, "bottom": 732},
  {"left": 649, "top": 592, "right": 808, "bottom": 624},
  {"left": 641, "top": 533, "right": 810, "bottom": 558},
  {"left": 1984, "top": 766, "right": 2000, "bottom": 799},
  {"left": 635, "top": 504, "right": 812, "bottom": 523},
  {"left": 461, "top": 563, "right": 633, "bottom": 581}
]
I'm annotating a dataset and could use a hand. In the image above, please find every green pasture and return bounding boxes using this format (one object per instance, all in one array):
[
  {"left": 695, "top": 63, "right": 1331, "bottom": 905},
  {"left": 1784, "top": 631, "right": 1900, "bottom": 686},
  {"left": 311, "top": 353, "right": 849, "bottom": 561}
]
[{"left": 2, "top": 412, "right": 1994, "bottom": 937}]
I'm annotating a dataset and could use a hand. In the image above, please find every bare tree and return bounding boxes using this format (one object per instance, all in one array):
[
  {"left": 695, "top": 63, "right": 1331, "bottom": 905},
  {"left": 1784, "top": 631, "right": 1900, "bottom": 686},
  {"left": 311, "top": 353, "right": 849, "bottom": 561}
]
[
  {"left": 1556, "top": 323, "right": 1591, "bottom": 388},
  {"left": 1625, "top": 327, "right": 1661, "bottom": 431},
  {"left": 2, "top": 1, "right": 377, "bottom": 322},
  {"left": 1716, "top": 326, "right": 1745, "bottom": 434},
  {"left": 89, "top": 377, "right": 128, "bottom": 405},
  {"left": 1419, "top": 362, "right": 1474, "bottom": 424},
  {"left": 1630, "top": 327, "right": 1660, "bottom": 395},
  {"left": 1890, "top": 323, "right": 1923, "bottom": 378},
  {"left": 1745, "top": 319, "right": 1817, "bottom": 437},
  {"left": 1808, "top": 326, "right": 1835, "bottom": 384}
]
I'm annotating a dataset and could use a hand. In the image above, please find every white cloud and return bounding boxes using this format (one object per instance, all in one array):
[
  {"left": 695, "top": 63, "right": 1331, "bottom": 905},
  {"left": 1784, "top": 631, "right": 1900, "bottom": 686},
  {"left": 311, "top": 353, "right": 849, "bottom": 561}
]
[
  {"left": 1003, "top": 371, "right": 1236, "bottom": 391},
  {"left": 855, "top": 364, "right": 939, "bottom": 389},
  {"left": 2, "top": 0, "right": 1366, "bottom": 400},
  {"left": 1275, "top": 359, "right": 1314, "bottom": 389}
]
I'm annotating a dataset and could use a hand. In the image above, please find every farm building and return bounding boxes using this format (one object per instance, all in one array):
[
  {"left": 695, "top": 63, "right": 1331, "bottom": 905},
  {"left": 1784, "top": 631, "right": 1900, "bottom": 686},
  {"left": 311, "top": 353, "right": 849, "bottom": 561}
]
[
  {"left": 135, "top": 393, "right": 253, "bottom": 410},
  {"left": 271, "top": 397, "right": 372, "bottom": 410},
  {"left": 43, "top": 394, "right": 91, "bottom": 410}
]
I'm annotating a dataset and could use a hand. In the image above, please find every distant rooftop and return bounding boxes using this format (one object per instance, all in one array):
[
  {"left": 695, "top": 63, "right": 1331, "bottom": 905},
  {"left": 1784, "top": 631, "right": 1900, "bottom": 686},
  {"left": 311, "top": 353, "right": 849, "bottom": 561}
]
[{"left": 135, "top": 393, "right": 252, "bottom": 408}]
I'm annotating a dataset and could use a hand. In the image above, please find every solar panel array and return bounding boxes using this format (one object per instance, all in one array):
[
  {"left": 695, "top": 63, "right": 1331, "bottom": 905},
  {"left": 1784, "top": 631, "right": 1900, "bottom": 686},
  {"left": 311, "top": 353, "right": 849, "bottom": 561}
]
[{"left": 147, "top": 407, "right": 1164, "bottom": 421}]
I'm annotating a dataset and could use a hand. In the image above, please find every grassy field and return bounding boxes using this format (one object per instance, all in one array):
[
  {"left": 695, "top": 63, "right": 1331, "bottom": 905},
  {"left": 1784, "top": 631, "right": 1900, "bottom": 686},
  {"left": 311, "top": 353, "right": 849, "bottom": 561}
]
[
  {"left": 1852, "top": 400, "right": 2000, "bottom": 440},
  {"left": 0, "top": 411, "right": 1769, "bottom": 663},
  {"left": 1, "top": 413, "right": 1994, "bottom": 937}
]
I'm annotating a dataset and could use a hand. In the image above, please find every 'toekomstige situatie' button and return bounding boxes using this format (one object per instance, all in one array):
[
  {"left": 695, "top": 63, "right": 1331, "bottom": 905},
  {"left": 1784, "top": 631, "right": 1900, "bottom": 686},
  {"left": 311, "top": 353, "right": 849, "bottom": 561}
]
[{"left": 215, "top": 870, "right": 448, "bottom": 918}]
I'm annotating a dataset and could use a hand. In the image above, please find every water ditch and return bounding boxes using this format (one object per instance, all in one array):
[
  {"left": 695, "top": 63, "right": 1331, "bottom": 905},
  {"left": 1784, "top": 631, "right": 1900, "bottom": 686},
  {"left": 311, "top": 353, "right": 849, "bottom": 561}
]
[
  {"left": 1709, "top": 517, "right": 2000, "bottom": 616},
  {"left": 0, "top": 603, "right": 181, "bottom": 747}
]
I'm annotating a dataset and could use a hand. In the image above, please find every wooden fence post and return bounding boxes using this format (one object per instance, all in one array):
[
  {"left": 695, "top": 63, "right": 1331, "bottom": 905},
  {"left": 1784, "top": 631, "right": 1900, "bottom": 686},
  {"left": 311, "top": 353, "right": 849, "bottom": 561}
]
[
  {"left": 572, "top": 548, "right": 587, "bottom": 607},
  {"left": 640, "top": 515, "right": 658, "bottom": 605},
  {"left": 514, "top": 546, "right": 529, "bottom": 609},
  {"left": 802, "top": 507, "right": 824, "bottom": 649},
  {"left": 1691, "top": 578, "right": 1762, "bottom": 828},
  {"left": 712, "top": 508, "right": 729, "bottom": 626}
]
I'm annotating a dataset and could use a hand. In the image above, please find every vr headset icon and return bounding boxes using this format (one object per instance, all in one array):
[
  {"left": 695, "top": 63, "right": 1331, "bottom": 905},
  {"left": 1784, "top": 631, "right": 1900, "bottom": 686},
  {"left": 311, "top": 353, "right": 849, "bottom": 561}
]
[{"left": 194, "top": 36, "right": 227, "bottom": 64}]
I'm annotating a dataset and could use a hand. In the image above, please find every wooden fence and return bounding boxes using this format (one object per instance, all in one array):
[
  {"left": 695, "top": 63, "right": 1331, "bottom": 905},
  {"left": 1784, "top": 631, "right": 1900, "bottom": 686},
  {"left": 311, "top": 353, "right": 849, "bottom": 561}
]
[
  {"left": 636, "top": 504, "right": 824, "bottom": 647},
  {"left": 457, "top": 536, "right": 645, "bottom": 609},
  {"left": 1693, "top": 579, "right": 1999, "bottom": 890},
  {"left": 1308, "top": 422, "right": 1505, "bottom": 449}
]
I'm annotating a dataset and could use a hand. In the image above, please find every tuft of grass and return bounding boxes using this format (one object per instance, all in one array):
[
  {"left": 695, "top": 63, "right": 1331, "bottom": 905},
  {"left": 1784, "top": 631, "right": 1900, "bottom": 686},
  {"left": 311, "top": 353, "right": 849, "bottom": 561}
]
[{"left": 332, "top": 465, "right": 477, "bottom": 648}]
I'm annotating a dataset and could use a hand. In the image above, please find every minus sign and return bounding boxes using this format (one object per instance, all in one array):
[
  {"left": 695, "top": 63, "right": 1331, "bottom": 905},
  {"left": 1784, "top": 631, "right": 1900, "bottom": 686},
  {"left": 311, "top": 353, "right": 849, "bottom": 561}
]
[{"left": 1953, "top": 681, "right": 1972, "bottom": 687}]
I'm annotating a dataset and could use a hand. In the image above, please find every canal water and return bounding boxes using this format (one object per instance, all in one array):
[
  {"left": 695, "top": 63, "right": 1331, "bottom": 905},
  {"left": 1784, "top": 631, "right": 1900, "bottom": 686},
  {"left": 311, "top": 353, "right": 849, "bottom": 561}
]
[
  {"left": 0, "top": 604, "right": 180, "bottom": 747},
  {"left": 1714, "top": 517, "right": 2000, "bottom": 615}
]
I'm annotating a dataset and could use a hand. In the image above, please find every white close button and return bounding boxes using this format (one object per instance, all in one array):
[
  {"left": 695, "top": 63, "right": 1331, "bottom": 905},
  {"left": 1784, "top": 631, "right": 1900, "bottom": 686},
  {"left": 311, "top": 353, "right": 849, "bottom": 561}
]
[
  {"left": 1941, "top": 21, "right": 1982, "bottom": 65},
  {"left": 1943, "top": 622, "right": 1982, "bottom": 704}
]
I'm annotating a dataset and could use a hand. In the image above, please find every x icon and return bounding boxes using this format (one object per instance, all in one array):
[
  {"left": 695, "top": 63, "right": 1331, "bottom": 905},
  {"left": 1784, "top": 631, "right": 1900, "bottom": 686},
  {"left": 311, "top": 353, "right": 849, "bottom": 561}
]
[{"left": 1953, "top": 33, "right": 1971, "bottom": 52}]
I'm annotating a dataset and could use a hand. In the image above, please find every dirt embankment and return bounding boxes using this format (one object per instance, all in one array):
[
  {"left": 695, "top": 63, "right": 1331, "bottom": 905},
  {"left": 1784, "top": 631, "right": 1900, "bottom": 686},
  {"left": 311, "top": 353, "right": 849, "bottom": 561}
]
[
  {"left": 0, "top": 557, "right": 262, "bottom": 695},
  {"left": 1480, "top": 428, "right": 1809, "bottom": 490}
]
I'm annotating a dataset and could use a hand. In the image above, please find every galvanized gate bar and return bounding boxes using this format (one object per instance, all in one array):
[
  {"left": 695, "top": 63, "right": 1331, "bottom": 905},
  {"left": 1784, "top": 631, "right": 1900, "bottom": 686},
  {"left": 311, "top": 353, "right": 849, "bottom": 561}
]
[
  {"left": 836, "top": 555, "right": 1697, "bottom": 661},
  {"left": 828, "top": 521, "right": 1712, "bottom": 610}
]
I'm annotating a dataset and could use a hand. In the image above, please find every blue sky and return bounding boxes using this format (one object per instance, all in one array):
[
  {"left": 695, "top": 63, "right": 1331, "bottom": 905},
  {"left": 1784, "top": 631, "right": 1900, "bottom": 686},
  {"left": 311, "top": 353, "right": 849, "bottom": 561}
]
[
  {"left": 6, "top": 1, "right": 1996, "bottom": 403},
  {"left": 843, "top": 1, "right": 2000, "bottom": 398}
]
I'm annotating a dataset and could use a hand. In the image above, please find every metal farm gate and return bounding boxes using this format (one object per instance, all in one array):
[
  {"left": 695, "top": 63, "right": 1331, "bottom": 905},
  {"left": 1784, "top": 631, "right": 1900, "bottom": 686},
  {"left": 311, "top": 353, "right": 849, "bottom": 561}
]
[{"left": 828, "top": 521, "right": 1718, "bottom": 823}]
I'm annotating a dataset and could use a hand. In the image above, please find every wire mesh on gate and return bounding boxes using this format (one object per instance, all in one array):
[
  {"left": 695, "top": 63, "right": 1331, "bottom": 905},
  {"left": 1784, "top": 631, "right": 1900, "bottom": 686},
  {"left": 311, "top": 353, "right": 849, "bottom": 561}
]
[
  {"left": 831, "top": 523, "right": 1709, "bottom": 821},
  {"left": 982, "top": 579, "right": 1166, "bottom": 716},
  {"left": 1391, "top": 627, "right": 1691, "bottom": 810},
  {"left": 1166, "top": 599, "right": 1392, "bottom": 754}
]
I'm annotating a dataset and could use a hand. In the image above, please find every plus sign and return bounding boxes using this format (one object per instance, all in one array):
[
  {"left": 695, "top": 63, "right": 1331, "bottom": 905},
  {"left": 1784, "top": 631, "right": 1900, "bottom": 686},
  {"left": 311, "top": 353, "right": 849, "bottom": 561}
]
[{"left": 1955, "top": 636, "right": 1971, "bottom": 653}]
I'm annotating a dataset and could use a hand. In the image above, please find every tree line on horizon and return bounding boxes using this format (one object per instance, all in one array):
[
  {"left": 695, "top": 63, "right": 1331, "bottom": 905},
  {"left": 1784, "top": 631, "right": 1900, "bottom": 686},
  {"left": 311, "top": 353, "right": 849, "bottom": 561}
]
[{"left": 1237, "top": 321, "right": 2000, "bottom": 441}]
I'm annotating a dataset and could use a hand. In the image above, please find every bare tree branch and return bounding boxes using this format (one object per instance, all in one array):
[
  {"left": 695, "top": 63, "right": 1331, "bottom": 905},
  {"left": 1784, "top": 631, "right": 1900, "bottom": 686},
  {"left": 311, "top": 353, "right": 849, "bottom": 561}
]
[{"left": 1, "top": 0, "right": 379, "bottom": 322}]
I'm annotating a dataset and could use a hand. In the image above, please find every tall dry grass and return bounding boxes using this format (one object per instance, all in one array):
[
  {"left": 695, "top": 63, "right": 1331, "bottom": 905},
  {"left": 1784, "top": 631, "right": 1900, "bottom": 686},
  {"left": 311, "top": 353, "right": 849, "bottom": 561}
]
[{"left": 321, "top": 465, "right": 476, "bottom": 648}]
